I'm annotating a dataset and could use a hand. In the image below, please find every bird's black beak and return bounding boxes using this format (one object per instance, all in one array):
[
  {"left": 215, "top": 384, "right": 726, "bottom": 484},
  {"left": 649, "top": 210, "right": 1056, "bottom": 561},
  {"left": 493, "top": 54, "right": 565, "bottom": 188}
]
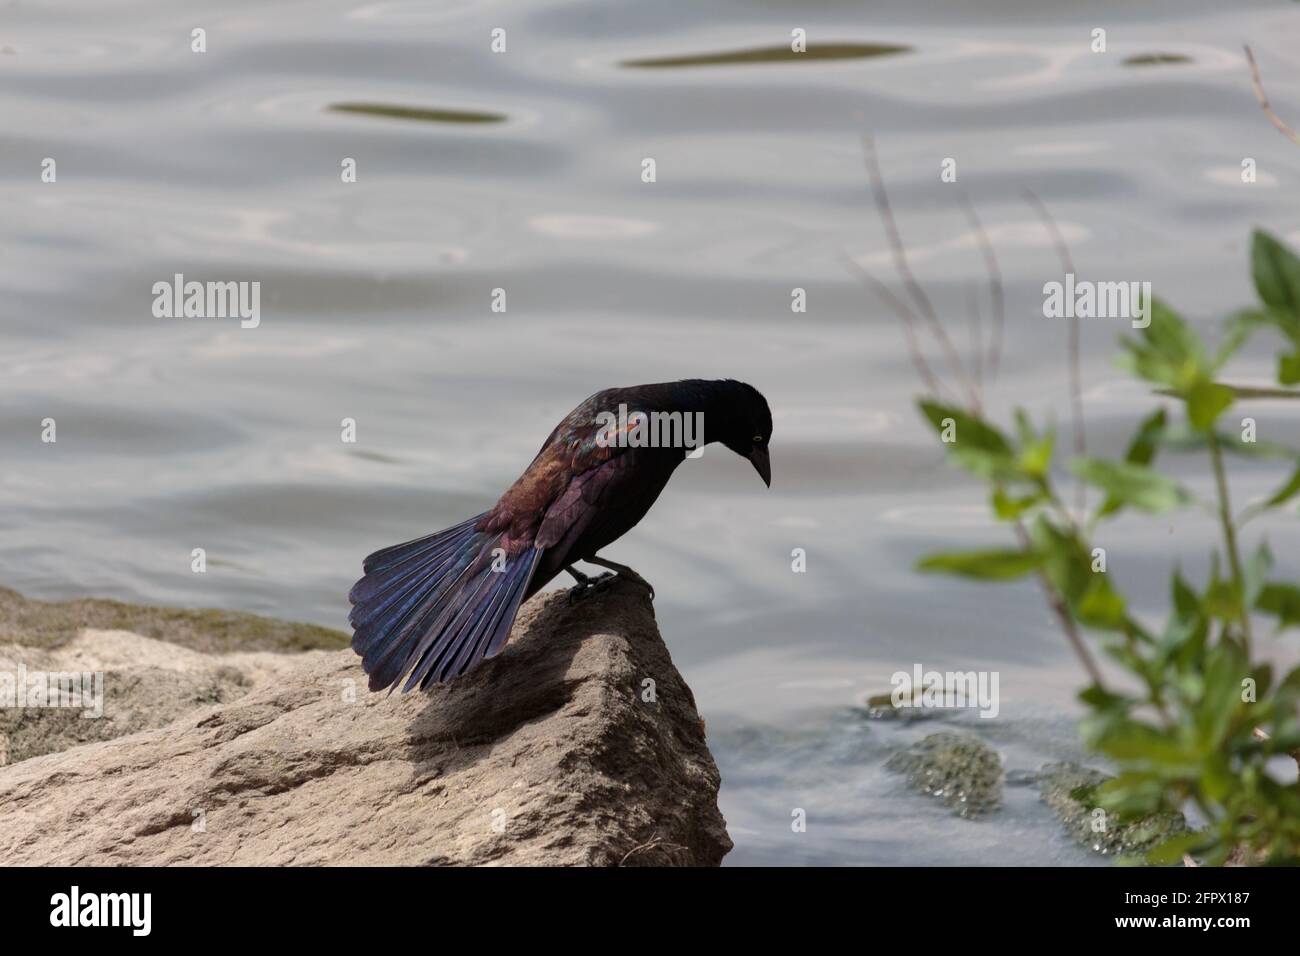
[{"left": 748, "top": 446, "right": 771, "bottom": 488}]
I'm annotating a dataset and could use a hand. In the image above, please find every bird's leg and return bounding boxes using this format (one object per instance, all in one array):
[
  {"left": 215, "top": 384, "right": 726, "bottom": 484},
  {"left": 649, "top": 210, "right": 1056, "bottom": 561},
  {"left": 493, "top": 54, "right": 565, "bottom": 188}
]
[
  {"left": 585, "top": 556, "right": 655, "bottom": 601},
  {"left": 566, "top": 565, "right": 615, "bottom": 587},
  {"left": 565, "top": 565, "right": 594, "bottom": 586},
  {"left": 565, "top": 564, "right": 615, "bottom": 604}
]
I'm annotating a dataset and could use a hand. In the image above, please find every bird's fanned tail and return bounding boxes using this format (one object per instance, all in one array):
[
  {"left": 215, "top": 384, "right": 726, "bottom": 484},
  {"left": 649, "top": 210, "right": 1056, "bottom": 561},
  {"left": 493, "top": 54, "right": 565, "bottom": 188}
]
[{"left": 348, "top": 515, "right": 541, "bottom": 691}]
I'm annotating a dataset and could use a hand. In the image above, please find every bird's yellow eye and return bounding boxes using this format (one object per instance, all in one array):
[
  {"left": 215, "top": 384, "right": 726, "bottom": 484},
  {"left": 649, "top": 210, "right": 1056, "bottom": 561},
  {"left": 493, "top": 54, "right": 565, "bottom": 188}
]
[{"left": 752, "top": 434, "right": 764, "bottom": 444}]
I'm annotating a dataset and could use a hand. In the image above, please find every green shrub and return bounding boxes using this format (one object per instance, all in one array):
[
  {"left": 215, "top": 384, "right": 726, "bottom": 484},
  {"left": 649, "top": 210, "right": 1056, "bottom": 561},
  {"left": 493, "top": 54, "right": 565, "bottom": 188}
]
[{"left": 917, "top": 231, "right": 1300, "bottom": 865}]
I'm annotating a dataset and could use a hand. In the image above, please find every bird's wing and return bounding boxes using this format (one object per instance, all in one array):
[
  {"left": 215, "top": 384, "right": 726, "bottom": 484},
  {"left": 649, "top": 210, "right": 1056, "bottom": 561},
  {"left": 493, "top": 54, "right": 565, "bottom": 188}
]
[
  {"left": 534, "top": 449, "right": 646, "bottom": 550},
  {"left": 480, "top": 392, "right": 645, "bottom": 544}
]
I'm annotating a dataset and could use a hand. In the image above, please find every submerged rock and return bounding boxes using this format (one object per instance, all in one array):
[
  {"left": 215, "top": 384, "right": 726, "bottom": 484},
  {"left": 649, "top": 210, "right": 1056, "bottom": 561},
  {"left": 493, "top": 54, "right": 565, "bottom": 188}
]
[
  {"left": 885, "top": 731, "right": 1003, "bottom": 817},
  {"left": 1037, "top": 761, "right": 1190, "bottom": 858},
  {"left": 0, "top": 580, "right": 730, "bottom": 866}
]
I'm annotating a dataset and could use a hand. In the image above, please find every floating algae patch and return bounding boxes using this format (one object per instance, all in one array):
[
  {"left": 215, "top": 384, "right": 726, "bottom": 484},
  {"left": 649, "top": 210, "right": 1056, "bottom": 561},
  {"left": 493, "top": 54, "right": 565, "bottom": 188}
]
[
  {"left": 347, "top": 447, "right": 405, "bottom": 465},
  {"left": 885, "top": 731, "right": 1002, "bottom": 818},
  {"left": 1037, "top": 762, "right": 1190, "bottom": 859},
  {"left": 329, "top": 102, "right": 506, "bottom": 124},
  {"left": 622, "top": 43, "right": 911, "bottom": 69},
  {"left": 1122, "top": 53, "right": 1192, "bottom": 67}
]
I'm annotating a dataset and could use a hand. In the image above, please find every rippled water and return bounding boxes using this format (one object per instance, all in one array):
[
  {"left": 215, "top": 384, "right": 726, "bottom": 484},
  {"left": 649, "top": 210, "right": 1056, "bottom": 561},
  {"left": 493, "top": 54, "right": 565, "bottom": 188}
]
[{"left": 5, "top": 0, "right": 1300, "bottom": 865}]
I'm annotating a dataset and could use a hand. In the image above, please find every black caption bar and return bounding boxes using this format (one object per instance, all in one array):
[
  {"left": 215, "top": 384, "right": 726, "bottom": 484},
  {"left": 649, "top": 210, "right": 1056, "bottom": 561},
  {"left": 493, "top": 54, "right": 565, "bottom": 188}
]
[{"left": 0, "top": 864, "right": 1287, "bottom": 941}]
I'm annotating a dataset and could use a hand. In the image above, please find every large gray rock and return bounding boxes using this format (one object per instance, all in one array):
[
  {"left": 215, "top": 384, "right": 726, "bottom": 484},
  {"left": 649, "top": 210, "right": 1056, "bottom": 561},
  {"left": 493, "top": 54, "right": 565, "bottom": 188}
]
[
  {"left": 0, "top": 585, "right": 349, "bottom": 654},
  {"left": 0, "top": 630, "right": 332, "bottom": 765},
  {"left": 0, "top": 580, "right": 731, "bottom": 866}
]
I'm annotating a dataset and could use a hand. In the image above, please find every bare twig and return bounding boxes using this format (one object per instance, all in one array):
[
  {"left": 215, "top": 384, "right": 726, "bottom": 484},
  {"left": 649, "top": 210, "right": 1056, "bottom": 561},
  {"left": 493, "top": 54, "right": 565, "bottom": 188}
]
[
  {"left": 841, "top": 252, "right": 953, "bottom": 402},
  {"left": 958, "top": 193, "right": 1005, "bottom": 389},
  {"left": 854, "top": 145, "right": 1105, "bottom": 690},
  {"left": 1024, "top": 189, "right": 1087, "bottom": 514},
  {"left": 1244, "top": 45, "right": 1300, "bottom": 146},
  {"left": 1014, "top": 520, "right": 1107, "bottom": 689},
  {"left": 862, "top": 136, "right": 979, "bottom": 408},
  {"left": 965, "top": 278, "right": 985, "bottom": 392}
]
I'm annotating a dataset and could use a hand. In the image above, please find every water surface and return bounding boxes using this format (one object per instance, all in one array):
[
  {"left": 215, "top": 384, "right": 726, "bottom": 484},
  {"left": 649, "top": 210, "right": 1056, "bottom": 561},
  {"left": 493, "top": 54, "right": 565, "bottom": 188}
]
[{"left": 4, "top": 0, "right": 1300, "bottom": 865}]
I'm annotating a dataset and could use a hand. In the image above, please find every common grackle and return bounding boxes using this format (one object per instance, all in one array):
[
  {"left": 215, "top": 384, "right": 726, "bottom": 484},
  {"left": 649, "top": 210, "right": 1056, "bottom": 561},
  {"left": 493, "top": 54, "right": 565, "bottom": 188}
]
[{"left": 348, "top": 378, "right": 772, "bottom": 692}]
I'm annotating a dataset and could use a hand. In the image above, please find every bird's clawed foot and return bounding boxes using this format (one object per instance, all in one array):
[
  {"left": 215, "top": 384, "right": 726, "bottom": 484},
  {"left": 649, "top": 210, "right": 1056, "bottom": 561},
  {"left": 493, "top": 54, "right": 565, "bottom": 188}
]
[
  {"left": 585, "top": 556, "right": 655, "bottom": 601},
  {"left": 564, "top": 560, "right": 655, "bottom": 602},
  {"left": 565, "top": 566, "right": 616, "bottom": 603}
]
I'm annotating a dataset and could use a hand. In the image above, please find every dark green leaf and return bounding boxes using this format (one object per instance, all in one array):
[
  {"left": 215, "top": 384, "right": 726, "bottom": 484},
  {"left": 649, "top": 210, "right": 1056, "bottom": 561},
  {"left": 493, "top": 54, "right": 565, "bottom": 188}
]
[
  {"left": 1147, "top": 833, "right": 1208, "bottom": 866},
  {"left": 1124, "top": 408, "right": 1167, "bottom": 467},
  {"left": 1251, "top": 229, "right": 1300, "bottom": 324},
  {"left": 1280, "top": 351, "right": 1300, "bottom": 386},
  {"left": 1079, "top": 683, "right": 1133, "bottom": 711},
  {"left": 1093, "top": 723, "right": 1199, "bottom": 771},
  {"left": 917, "top": 400, "right": 1024, "bottom": 481},
  {"left": 1215, "top": 310, "right": 1267, "bottom": 370},
  {"left": 1203, "top": 578, "right": 1242, "bottom": 621},
  {"left": 1172, "top": 569, "right": 1200, "bottom": 621},
  {"left": 1245, "top": 543, "right": 1273, "bottom": 608},
  {"left": 1029, "top": 516, "right": 1092, "bottom": 604},
  {"left": 1244, "top": 462, "right": 1300, "bottom": 524},
  {"left": 1195, "top": 642, "right": 1247, "bottom": 749},
  {"left": 1119, "top": 299, "right": 1207, "bottom": 391},
  {"left": 991, "top": 488, "right": 1042, "bottom": 521},
  {"left": 917, "top": 400, "right": 1011, "bottom": 455},
  {"left": 1017, "top": 430, "right": 1056, "bottom": 480},
  {"left": 1158, "top": 423, "right": 1293, "bottom": 459},
  {"left": 1185, "top": 381, "right": 1234, "bottom": 431},
  {"left": 1145, "top": 299, "right": 1206, "bottom": 366},
  {"left": 1256, "top": 583, "right": 1300, "bottom": 631},
  {"left": 1098, "top": 409, "right": 1167, "bottom": 518},
  {"left": 1072, "top": 458, "right": 1193, "bottom": 514},
  {"left": 916, "top": 549, "right": 1044, "bottom": 580},
  {"left": 1077, "top": 575, "right": 1127, "bottom": 630}
]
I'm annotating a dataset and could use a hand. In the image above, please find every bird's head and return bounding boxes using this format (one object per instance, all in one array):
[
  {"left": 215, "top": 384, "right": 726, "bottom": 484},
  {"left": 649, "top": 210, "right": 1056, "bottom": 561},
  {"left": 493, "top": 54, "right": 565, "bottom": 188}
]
[{"left": 714, "top": 380, "right": 773, "bottom": 488}]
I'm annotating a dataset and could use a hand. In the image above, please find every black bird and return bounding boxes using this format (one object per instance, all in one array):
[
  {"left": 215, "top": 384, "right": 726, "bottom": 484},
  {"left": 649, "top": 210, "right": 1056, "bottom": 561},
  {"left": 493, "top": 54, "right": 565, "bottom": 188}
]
[{"left": 348, "top": 378, "right": 772, "bottom": 692}]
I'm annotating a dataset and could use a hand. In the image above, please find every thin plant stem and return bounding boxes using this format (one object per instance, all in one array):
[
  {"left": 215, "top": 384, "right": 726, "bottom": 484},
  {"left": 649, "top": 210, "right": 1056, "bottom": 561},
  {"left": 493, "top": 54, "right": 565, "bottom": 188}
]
[
  {"left": 958, "top": 193, "right": 1005, "bottom": 389},
  {"left": 862, "top": 136, "right": 979, "bottom": 408},
  {"left": 965, "top": 279, "right": 985, "bottom": 392},
  {"left": 1013, "top": 519, "right": 1107, "bottom": 689},
  {"left": 841, "top": 252, "right": 953, "bottom": 403},
  {"left": 1245, "top": 45, "right": 1300, "bottom": 146},
  {"left": 1024, "top": 189, "right": 1087, "bottom": 515},
  {"left": 856, "top": 153, "right": 1105, "bottom": 690},
  {"left": 1209, "top": 434, "right": 1253, "bottom": 656}
]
